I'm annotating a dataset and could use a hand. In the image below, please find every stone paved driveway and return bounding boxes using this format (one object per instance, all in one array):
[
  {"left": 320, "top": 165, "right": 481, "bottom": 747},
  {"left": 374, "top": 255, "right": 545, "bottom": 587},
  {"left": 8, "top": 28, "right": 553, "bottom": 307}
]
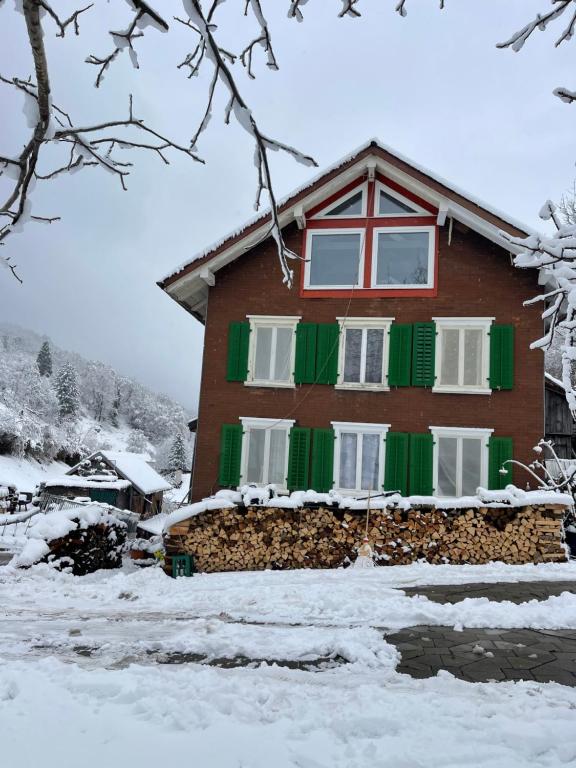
[{"left": 386, "top": 581, "right": 576, "bottom": 686}]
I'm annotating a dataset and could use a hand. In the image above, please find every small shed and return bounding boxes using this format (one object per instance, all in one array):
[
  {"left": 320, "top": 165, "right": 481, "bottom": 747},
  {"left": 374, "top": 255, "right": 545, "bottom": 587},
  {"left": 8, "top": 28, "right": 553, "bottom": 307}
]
[
  {"left": 545, "top": 373, "right": 576, "bottom": 459},
  {"left": 41, "top": 450, "right": 172, "bottom": 520}
]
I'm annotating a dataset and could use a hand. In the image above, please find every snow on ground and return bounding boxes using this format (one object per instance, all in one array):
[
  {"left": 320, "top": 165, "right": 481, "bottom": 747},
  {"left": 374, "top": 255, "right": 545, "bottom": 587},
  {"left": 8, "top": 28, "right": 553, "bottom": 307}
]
[
  {"left": 3, "top": 562, "right": 576, "bottom": 767},
  {"left": 164, "top": 472, "right": 190, "bottom": 505},
  {"left": 0, "top": 455, "right": 69, "bottom": 492}
]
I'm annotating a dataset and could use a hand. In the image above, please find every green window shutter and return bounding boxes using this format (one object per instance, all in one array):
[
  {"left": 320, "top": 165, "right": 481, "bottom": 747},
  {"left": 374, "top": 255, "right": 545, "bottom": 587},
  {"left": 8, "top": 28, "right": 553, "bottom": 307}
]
[
  {"left": 218, "top": 424, "right": 243, "bottom": 486},
  {"left": 388, "top": 324, "right": 413, "bottom": 387},
  {"left": 226, "top": 321, "right": 250, "bottom": 382},
  {"left": 315, "top": 324, "right": 339, "bottom": 385},
  {"left": 488, "top": 436, "right": 513, "bottom": 490},
  {"left": 287, "top": 427, "right": 311, "bottom": 491},
  {"left": 411, "top": 322, "right": 436, "bottom": 387},
  {"left": 384, "top": 432, "right": 409, "bottom": 496},
  {"left": 489, "top": 325, "right": 515, "bottom": 390},
  {"left": 409, "top": 433, "right": 434, "bottom": 495},
  {"left": 294, "top": 324, "right": 318, "bottom": 384},
  {"left": 311, "top": 428, "right": 335, "bottom": 492}
]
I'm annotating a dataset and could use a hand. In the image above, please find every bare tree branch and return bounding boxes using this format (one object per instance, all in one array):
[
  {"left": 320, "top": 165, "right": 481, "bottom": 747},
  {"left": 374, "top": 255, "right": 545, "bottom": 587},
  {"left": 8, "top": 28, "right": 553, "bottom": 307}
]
[{"left": 39, "top": 1, "right": 93, "bottom": 37}]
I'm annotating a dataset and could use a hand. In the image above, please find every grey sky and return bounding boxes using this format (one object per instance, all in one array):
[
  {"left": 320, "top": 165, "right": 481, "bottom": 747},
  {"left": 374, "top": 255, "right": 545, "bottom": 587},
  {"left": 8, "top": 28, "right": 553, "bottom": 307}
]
[{"left": 1, "top": 1, "right": 575, "bottom": 411}]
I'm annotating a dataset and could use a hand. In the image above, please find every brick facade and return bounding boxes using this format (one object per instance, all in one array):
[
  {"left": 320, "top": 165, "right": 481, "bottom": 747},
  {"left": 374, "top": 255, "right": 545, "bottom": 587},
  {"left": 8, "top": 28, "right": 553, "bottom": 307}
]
[{"left": 191, "top": 219, "right": 543, "bottom": 501}]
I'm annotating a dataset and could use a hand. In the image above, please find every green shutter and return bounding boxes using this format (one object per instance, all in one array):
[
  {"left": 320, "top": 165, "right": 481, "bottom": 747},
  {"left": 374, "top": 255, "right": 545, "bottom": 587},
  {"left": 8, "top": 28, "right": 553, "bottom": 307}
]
[
  {"left": 294, "top": 324, "right": 318, "bottom": 384},
  {"left": 384, "top": 432, "right": 409, "bottom": 496},
  {"left": 488, "top": 436, "right": 513, "bottom": 489},
  {"left": 218, "top": 424, "right": 242, "bottom": 486},
  {"left": 226, "top": 322, "right": 250, "bottom": 382},
  {"left": 287, "top": 427, "right": 311, "bottom": 491},
  {"left": 388, "top": 324, "right": 413, "bottom": 387},
  {"left": 409, "top": 433, "right": 434, "bottom": 495},
  {"left": 411, "top": 322, "right": 436, "bottom": 387},
  {"left": 490, "top": 325, "right": 515, "bottom": 390},
  {"left": 311, "top": 428, "right": 334, "bottom": 492},
  {"left": 315, "top": 324, "right": 339, "bottom": 385}
]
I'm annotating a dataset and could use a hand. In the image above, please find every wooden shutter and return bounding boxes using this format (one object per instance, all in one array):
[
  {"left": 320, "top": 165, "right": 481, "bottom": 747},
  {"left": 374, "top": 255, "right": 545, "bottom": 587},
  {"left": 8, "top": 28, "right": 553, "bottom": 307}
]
[
  {"left": 315, "top": 324, "right": 339, "bottom": 385},
  {"left": 218, "top": 424, "right": 243, "bottom": 486},
  {"left": 226, "top": 321, "right": 250, "bottom": 382},
  {"left": 388, "top": 324, "right": 413, "bottom": 387},
  {"left": 411, "top": 322, "right": 436, "bottom": 387},
  {"left": 409, "top": 433, "right": 434, "bottom": 495},
  {"left": 287, "top": 427, "right": 311, "bottom": 491},
  {"left": 294, "top": 323, "right": 318, "bottom": 384},
  {"left": 311, "top": 428, "right": 334, "bottom": 492},
  {"left": 488, "top": 436, "right": 513, "bottom": 489},
  {"left": 384, "top": 432, "right": 409, "bottom": 496},
  {"left": 489, "top": 325, "right": 515, "bottom": 390}
]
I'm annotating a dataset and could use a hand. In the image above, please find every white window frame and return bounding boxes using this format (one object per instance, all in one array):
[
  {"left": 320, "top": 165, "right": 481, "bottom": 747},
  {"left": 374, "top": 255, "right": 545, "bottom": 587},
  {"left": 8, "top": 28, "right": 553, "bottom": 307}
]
[
  {"left": 375, "top": 181, "right": 429, "bottom": 217},
  {"left": 335, "top": 317, "right": 394, "bottom": 391},
  {"left": 312, "top": 183, "right": 368, "bottom": 219},
  {"left": 304, "top": 228, "right": 366, "bottom": 290},
  {"left": 433, "top": 317, "right": 494, "bottom": 395},
  {"left": 332, "top": 421, "right": 390, "bottom": 495},
  {"left": 430, "top": 426, "right": 493, "bottom": 497},
  {"left": 239, "top": 417, "right": 295, "bottom": 490},
  {"left": 370, "top": 225, "right": 435, "bottom": 289},
  {"left": 245, "top": 315, "right": 301, "bottom": 389}
]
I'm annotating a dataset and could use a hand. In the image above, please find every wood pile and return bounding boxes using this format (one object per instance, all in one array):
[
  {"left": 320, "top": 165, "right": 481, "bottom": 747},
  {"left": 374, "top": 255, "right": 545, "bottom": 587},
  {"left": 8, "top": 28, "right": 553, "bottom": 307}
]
[
  {"left": 164, "top": 503, "right": 567, "bottom": 574},
  {"left": 44, "top": 521, "right": 126, "bottom": 575}
]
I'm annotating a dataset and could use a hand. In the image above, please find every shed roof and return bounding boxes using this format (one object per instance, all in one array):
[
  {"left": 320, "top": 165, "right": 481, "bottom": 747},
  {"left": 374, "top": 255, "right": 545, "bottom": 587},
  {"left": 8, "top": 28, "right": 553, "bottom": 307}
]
[{"left": 67, "top": 451, "right": 172, "bottom": 495}]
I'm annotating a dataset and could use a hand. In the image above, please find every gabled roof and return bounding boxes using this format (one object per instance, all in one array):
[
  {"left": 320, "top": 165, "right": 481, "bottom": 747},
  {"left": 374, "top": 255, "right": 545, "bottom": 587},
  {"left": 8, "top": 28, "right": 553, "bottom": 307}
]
[
  {"left": 67, "top": 451, "right": 172, "bottom": 495},
  {"left": 158, "top": 138, "right": 533, "bottom": 323}
]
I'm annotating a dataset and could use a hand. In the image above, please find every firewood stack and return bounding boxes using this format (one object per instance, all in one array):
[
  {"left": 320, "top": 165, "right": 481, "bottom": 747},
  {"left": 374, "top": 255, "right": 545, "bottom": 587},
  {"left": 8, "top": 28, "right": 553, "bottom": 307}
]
[
  {"left": 43, "top": 521, "right": 126, "bottom": 575},
  {"left": 164, "top": 503, "right": 567, "bottom": 574}
]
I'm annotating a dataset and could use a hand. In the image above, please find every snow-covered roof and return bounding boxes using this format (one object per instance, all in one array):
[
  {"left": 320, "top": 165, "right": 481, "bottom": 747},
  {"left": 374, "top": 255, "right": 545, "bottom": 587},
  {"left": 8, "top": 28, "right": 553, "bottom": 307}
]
[
  {"left": 66, "top": 451, "right": 172, "bottom": 495},
  {"left": 158, "top": 138, "right": 533, "bottom": 321},
  {"left": 44, "top": 476, "right": 131, "bottom": 490}
]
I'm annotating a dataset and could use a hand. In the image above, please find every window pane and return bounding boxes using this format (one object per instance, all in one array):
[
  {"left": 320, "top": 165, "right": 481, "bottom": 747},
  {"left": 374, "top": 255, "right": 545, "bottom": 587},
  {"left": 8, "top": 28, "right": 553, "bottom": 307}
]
[
  {"left": 379, "top": 190, "right": 416, "bottom": 215},
  {"left": 440, "top": 328, "right": 460, "bottom": 386},
  {"left": 340, "top": 433, "right": 358, "bottom": 489},
  {"left": 325, "top": 191, "right": 363, "bottom": 216},
  {"left": 254, "top": 327, "right": 272, "bottom": 380},
  {"left": 375, "top": 231, "right": 430, "bottom": 286},
  {"left": 365, "top": 329, "right": 384, "bottom": 384},
  {"left": 437, "top": 437, "right": 457, "bottom": 496},
  {"left": 462, "top": 438, "right": 482, "bottom": 496},
  {"left": 268, "top": 429, "right": 287, "bottom": 485},
  {"left": 309, "top": 233, "right": 361, "bottom": 287},
  {"left": 343, "top": 328, "right": 362, "bottom": 383},
  {"left": 274, "top": 328, "right": 292, "bottom": 382},
  {"left": 247, "top": 429, "right": 265, "bottom": 484},
  {"left": 463, "top": 329, "right": 483, "bottom": 387},
  {"left": 361, "top": 433, "right": 380, "bottom": 491}
]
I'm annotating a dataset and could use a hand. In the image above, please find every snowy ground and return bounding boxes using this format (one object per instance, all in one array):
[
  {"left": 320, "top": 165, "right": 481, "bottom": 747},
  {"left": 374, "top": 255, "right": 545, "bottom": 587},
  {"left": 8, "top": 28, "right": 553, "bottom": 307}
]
[
  {"left": 0, "top": 455, "right": 70, "bottom": 493},
  {"left": 3, "top": 561, "right": 576, "bottom": 767}
]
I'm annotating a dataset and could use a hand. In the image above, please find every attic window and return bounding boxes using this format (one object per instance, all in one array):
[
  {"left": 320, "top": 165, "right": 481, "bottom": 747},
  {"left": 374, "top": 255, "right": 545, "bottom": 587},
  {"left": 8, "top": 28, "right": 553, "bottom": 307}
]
[
  {"left": 377, "top": 184, "right": 423, "bottom": 216},
  {"left": 318, "top": 186, "right": 366, "bottom": 218}
]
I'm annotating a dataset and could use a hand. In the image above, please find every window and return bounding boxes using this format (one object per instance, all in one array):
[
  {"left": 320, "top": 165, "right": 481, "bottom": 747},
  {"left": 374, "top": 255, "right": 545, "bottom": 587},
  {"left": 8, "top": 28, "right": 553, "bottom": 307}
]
[
  {"left": 431, "top": 427, "right": 492, "bottom": 497},
  {"left": 371, "top": 227, "right": 434, "bottom": 288},
  {"left": 434, "top": 318, "right": 493, "bottom": 394},
  {"left": 377, "top": 184, "right": 423, "bottom": 216},
  {"left": 332, "top": 422, "right": 389, "bottom": 493},
  {"left": 240, "top": 418, "right": 294, "bottom": 488},
  {"left": 246, "top": 316, "right": 300, "bottom": 387},
  {"left": 315, "top": 185, "right": 367, "bottom": 218},
  {"left": 305, "top": 229, "right": 364, "bottom": 289},
  {"left": 336, "top": 318, "right": 393, "bottom": 390}
]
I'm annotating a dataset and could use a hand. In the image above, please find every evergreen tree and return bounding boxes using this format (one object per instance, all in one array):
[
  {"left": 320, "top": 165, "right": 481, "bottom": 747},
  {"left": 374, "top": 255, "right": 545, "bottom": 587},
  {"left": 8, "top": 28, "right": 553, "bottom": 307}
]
[
  {"left": 168, "top": 433, "right": 188, "bottom": 473},
  {"left": 36, "top": 341, "right": 53, "bottom": 377},
  {"left": 126, "top": 429, "right": 147, "bottom": 453},
  {"left": 55, "top": 363, "right": 80, "bottom": 421},
  {"left": 109, "top": 385, "right": 121, "bottom": 428}
]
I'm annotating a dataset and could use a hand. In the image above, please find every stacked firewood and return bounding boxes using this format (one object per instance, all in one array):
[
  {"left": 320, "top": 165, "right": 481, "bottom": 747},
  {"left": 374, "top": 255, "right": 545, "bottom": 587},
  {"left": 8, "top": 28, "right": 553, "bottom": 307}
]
[
  {"left": 164, "top": 503, "right": 567, "bottom": 574},
  {"left": 44, "top": 521, "right": 126, "bottom": 575}
]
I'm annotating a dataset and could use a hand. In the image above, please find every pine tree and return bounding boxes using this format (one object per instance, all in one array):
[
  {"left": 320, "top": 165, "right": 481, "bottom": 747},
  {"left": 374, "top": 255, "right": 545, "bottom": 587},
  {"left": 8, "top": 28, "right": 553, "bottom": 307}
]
[
  {"left": 109, "top": 385, "right": 121, "bottom": 427},
  {"left": 168, "top": 433, "right": 188, "bottom": 473},
  {"left": 36, "top": 341, "right": 53, "bottom": 377},
  {"left": 55, "top": 363, "right": 80, "bottom": 421}
]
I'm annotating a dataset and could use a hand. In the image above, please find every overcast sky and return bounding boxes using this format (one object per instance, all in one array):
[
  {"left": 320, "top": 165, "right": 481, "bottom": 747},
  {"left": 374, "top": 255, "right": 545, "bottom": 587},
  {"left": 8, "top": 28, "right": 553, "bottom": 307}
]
[{"left": 1, "top": 0, "right": 575, "bottom": 412}]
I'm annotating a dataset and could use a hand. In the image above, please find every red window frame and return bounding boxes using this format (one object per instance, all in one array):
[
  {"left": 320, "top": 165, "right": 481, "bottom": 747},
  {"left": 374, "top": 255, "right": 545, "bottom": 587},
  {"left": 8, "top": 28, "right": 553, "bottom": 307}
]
[{"left": 300, "top": 174, "right": 439, "bottom": 298}]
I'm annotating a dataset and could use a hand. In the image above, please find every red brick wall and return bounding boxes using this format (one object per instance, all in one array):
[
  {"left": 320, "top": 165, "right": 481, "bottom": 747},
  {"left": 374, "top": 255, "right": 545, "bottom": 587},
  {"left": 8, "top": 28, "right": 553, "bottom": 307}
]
[{"left": 192, "top": 221, "right": 543, "bottom": 501}]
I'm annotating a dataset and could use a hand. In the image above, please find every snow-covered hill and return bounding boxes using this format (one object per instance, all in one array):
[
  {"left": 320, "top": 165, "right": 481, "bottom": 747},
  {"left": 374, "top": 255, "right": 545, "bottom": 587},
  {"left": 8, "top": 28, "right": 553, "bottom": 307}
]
[{"left": 0, "top": 323, "right": 193, "bottom": 475}]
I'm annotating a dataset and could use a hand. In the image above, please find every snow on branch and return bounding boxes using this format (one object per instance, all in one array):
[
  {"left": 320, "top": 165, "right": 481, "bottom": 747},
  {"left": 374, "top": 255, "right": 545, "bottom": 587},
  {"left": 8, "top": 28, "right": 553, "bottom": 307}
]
[{"left": 179, "top": 0, "right": 317, "bottom": 288}]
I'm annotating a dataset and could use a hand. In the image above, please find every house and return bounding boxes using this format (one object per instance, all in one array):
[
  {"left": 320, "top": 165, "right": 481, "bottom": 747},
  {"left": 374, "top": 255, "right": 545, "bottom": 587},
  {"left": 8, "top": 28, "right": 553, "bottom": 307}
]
[
  {"left": 41, "top": 450, "right": 172, "bottom": 519},
  {"left": 544, "top": 372, "right": 576, "bottom": 475},
  {"left": 158, "top": 139, "right": 544, "bottom": 503}
]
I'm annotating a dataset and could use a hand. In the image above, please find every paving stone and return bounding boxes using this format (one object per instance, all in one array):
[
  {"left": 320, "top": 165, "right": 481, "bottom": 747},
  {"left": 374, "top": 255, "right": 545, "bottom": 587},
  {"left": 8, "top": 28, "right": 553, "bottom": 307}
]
[{"left": 403, "top": 580, "right": 576, "bottom": 605}]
